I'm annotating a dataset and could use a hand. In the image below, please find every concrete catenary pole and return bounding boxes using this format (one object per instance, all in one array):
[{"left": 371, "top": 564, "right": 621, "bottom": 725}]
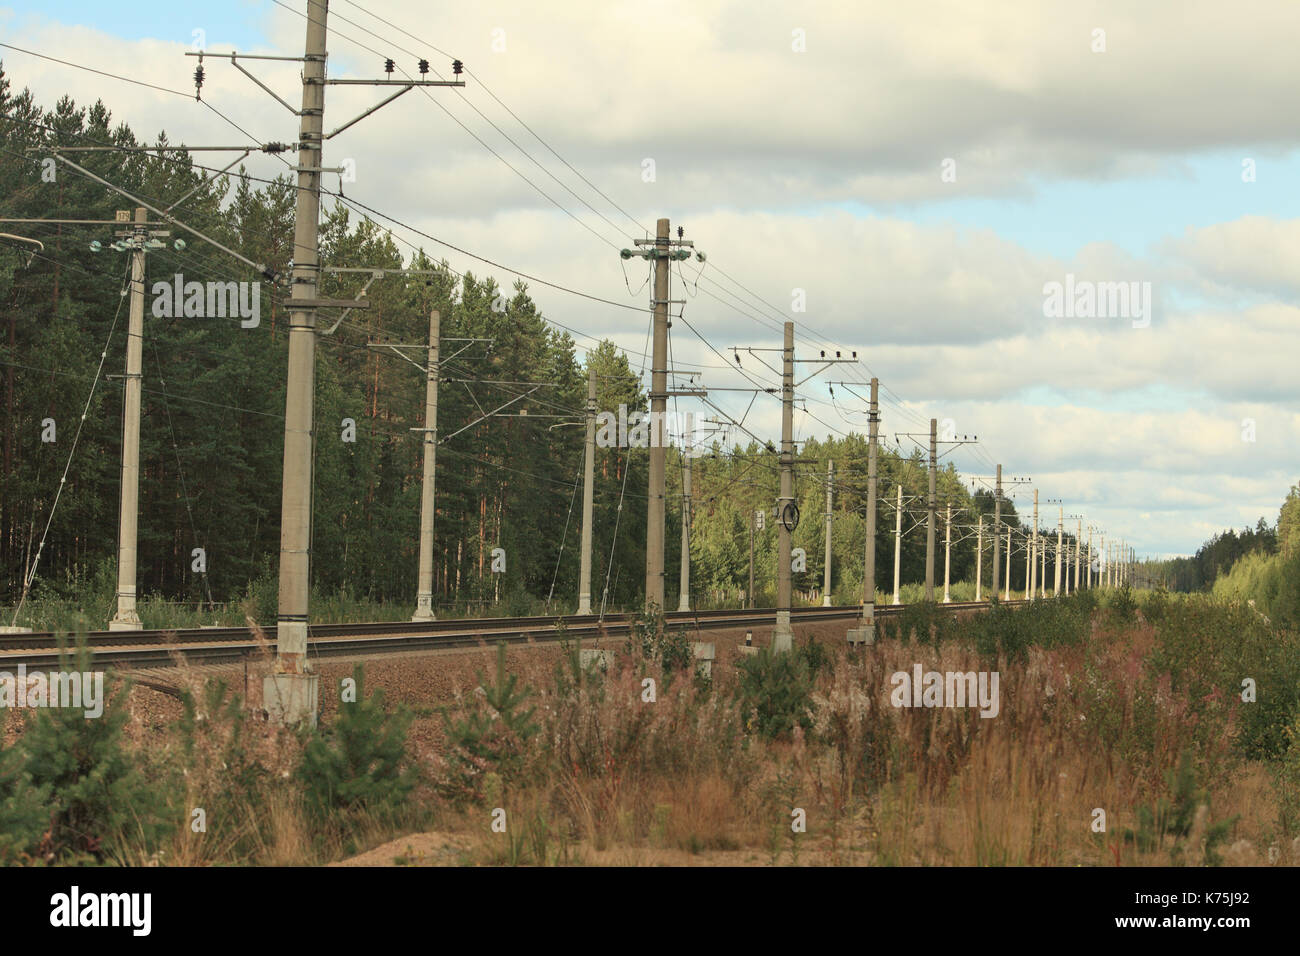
[
  {"left": 1041, "top": 533, "right": 1048, "bottom": 598},
  {"left": 678, "top": 449, "right": 692, "bottom": 612},
  {"left": 975, "top": 514, "right": 983, "bottom": 601},
  {"left": 943, "top": 502, "right": 952, "bottom": 603},
  {"left": 991, "top": 464, "right": 1002, "bottom": 599},
  {"left": 645, "top": 218, "right": 671, "bottom": 613},
  {"left": 862, "top": 378, "right": 879, "bottom": 631},
  {"left": 1003, "top": 526, "right": 1011, "bottom": 601},
  {"left": 1030, "top": 489, "right": 1039, "bottom": 600},
  {"left": 822, "top": 459, "right": 833, "bottom": 607},
  {"left": 1087, "top": 526, "right": 1094, "bottom": 588},
  {"left": 109, "top": 206, "right": 148, "bottom": 631},
  {"left": 1024, "top": 528, "right": 1032, "bottom": 601},
  {"left": 892, "top": 483, "right": 903, "bottom": 605},
  {"left": 576, "top": 364, "right": 596, "bottom": 615},
  {"left": 773, "top": 320, "right": 795, "bottom": 652},
  {"left": 271, "top": 0, "right": 329, "bottom": 724},
  {"left": 1055, "top": 505, "right": 1063, "bottom": 595},
  {"left": 1064, "top": 541, "right": 1071, "bottom": 596},
  {"left": 926, "top": 418, "right": 937, "bottom": 601},
  {"left": 1074, "top": 518, "right": 1081, "bottom": 592},
  {"left": 748, "top": 510, "right": 755, "bottom": 609},
  {"left": 412, "top": 309, "right": 441, "bottom": 621}
]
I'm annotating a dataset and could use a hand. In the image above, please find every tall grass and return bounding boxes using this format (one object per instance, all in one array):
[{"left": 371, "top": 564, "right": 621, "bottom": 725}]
[{"left": 6, "top": 590, "right": 1295, "bottom": 866}]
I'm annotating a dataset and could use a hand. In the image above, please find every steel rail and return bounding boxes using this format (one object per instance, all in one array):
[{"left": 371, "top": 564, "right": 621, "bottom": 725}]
[{"left": 0, "top": 601, "right": 1022, "bottom": 671}]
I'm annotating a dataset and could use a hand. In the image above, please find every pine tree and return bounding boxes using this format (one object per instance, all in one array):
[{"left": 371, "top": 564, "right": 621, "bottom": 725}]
[
  {"left": 0, "top": 711, "right": 49, "bottom": 862},
  {"left": 21, "top": 646, "right": 168, "bottom": 860},
  {"left": 298, "top": 664, "right": 417, "bottom": 817},
  {"left": 436, "top": 642, "right": 539, "bottom": 806}
]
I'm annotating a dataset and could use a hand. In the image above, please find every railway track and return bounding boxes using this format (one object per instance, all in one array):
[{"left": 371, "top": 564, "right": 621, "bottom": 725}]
[{"left": 0, "top": 600, "right": 1020, "bottom": 671}]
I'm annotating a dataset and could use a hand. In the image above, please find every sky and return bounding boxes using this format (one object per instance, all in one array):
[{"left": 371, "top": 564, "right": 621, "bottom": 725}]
[{"left": 2, "top": 0, "right": 1297, "bottom": 560}]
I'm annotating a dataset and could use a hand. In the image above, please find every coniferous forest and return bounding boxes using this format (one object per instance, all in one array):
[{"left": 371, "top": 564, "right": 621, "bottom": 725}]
[{"left": 0, "top": 70, "right": 1031, "bottom": 626}]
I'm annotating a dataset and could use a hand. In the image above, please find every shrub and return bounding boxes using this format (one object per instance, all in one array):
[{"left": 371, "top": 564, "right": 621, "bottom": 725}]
[
  {"left": 1107, "top": 585, "right": 1138, "bottom": 624},
  {"left": 1123, "top": 749, "right": 1236, "bottom": 865},
  {"left": 435, "top": 643, "right": 540, "bottom": 806},
  {"left": 1151, "top": 599, "right": 1300, "bottom": 760},
  {"left": 298, "top": 664, "right": 417, "bottom": 817},
  {"left": 736, "top": 647, "right": 814, "bottom": 740},
  {"left": 629, "top": 602, "right": 693, "bottom": 686},
  {"left": 891, "top": 601, "right": 956, "bottom": 648},
  {"left": 0, "top": 713, "right": 49, "bottom": 863},
  {"left": 1276, "top": 708, "right": 1300, "bottom": 837},
  {"left": 963, "top": 593, "right": 1091, "bottom": 663},
  {"left": 21, "top": 644, "right": 168, "bottom": 861}
]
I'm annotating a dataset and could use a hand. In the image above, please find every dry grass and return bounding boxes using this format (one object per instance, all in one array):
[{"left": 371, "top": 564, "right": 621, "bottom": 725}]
[{"left": 51, "top": 601, "right": 1296, "bottom": 866}]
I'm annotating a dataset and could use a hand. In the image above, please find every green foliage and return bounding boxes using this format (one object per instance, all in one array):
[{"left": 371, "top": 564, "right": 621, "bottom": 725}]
[
  {"left": 1211, "top": 548, "right": 1300, "bottom": 631},
  {"left": 1106, "top": 585, "right": 1138, "bottom": 624},
  {"left": 501, "top": 582, "right": 541, "bottom": 618},
  {"left": 1276, "top": 708, "right": 1300, "bottom": 837},
  {"left": 891, "top": 593, "right": 1093, "bottom": 664},
  {"left": 889, "top": 601, "right": 958, "bottom": 649},
  {"left": 630, "top": 602, "right": 692, "bottom": 680},
  {"left": 1123, "top": 750, "right": 1236, "bottom": 865},
  {"left": 1280, "top": 483, "right": 1300, "bottom": 558},
  {"left": 736, "top": 646, "right": 815, "bottom": 740},
  {"left": 0, "top": 712, "right": 49, "bottom": 863},
  {"left": 800, "top": 636, "right": 831, "bottom": 679},
  {"left": 436, "top": 644, "right": 540, "bottom": 806},
  {"left": 299, "top": 665, "right": 417, "bottom": 817},
  {"left": 660, "top": 627, "right": 693, "bottom": 674},
  {"left": 1153, "top": 518, "right": 1278, "bottom": 592},
  {"left": 1137, "top": 587, "right": 1172, "bottom": 626},
  {"left": 631, "top": 603, "right": 665, "bottom": 658},
  {"left": 1150, "top": 598, "right": 1300, "bottom": 760},
  {"left": 21, "top": 644, "right": 168, "bottom": 861},
  {"left": 989, "top": 593, "right": 1093, "bottom": 660}
]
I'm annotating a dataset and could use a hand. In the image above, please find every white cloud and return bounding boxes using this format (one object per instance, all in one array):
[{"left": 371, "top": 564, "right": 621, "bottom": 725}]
[{"left": 4, "top": 1, "right": 1299, "bottom": 557}]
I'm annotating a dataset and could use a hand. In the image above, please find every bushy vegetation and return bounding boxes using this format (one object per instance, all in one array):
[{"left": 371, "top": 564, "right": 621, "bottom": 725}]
[
  {"left": 4, "top": 582, "right": 1299, "bottom": 867},
  {"left": 434, "top": 644, "right": 540, "bottom": 807},
  {"left": 16, "top": 643, "right": 169, "bottom": 863},
  {"left": 735, "top": 644, "right": 816, "bottom": 740},
  {"left": 1147, "top": 595, "right": 1300, "bottom": 760},
  {"left": 1123, "top": 750, "right": 1236, "bottom": 865},
  {"left": 1210, "top": 548, "right": 1300, "bottom": 631},
  {"left": 630, "top": 603, "right": 694, "bottom": 678},
  {"left": 299, "top": 665, "right": 418, "bottom": 818},
  {"left": 0, "top": 714, "right": 48, "bottom": 863}
]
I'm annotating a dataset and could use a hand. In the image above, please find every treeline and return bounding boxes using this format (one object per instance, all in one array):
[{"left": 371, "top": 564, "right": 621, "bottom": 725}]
[
  {"left": 2, "top": 72, "right": 1054, "bottom": 624},
  {"left": 1146, "top": 482, "right": 1300, "bottom": 594},
  {"left": 1140, "top": 483, "right": 1300, "bottom": 626},
  {"left": 0, "top": 70, "right": 651, "bottom": 617},
  {"left": 1150, "top": 520, "right": 1279, "bottom": 592}
]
